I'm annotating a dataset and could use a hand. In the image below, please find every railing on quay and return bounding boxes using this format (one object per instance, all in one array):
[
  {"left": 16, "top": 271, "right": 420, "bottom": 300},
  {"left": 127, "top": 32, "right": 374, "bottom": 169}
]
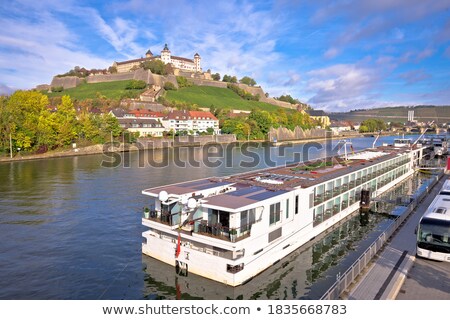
[{"left": 320, "top": 171, "right": 444, "bottom": 300}]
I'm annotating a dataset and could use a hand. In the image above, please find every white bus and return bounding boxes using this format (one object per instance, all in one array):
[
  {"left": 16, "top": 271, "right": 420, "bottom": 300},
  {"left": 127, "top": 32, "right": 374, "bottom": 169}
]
[{"left": 416, "top": 179, "right": 450, "bottom": 262}]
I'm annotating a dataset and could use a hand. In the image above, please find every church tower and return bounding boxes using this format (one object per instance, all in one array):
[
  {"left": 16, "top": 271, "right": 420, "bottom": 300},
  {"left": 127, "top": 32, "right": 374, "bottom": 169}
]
[
  {"left": 194, "top": 53, "right": 201, "bottom": 72},
  {"left": 145, "top": 49, "right": 153, "bottom": 58},
  {"left": 161, "top": 44, "right": 171, "bottom": 64}
]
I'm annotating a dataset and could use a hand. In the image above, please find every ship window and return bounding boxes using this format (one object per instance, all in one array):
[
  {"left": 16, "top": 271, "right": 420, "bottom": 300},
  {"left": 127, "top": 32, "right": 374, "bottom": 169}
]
[
  {"left": 286, "top": 199, "right": 290, "bottom": 218},
  {"left": 227, "top": 263, "right": 244, "bottom": 274},
  {"left": 295, "top": 195, "right": 299, "bottom": 214},
  {"left": 269, "top": 202, "right": 281, "bottom": 225}
]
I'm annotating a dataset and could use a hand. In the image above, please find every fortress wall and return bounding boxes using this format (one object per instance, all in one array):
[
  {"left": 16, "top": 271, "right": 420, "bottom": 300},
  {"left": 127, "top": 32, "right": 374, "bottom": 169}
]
[
  {"left": 190, "top": 79, "right": 228, "bottom": 88},
  {"left": 119, "top": 100, "right": 173, "bottom": 112},
  {"left": 86, "top": 72, "right": 135, "bottom": 83},
  {"left": 50, "top": 76, "right": 82, "bottom": 89},
  {"left": 263, "top": 98, "right": 296, "bottom": 109},
  {"left": 269, "top": 126, "right": 327, "bottom": 141}
]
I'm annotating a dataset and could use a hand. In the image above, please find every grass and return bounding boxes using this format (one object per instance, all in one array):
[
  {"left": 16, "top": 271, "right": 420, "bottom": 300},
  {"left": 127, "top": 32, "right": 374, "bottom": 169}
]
[
  {"left": 165, "top": 86, "right": 287, "bottom": 112},
  {"left": 43, "top": 80, "right": 145, "bottom": 100}
]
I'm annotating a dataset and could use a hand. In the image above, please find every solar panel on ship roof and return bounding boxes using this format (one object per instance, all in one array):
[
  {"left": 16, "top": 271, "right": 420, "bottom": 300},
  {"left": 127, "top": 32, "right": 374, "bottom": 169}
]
[
  {"left": 247, "top": 190, "right": 288, "bottom": 201},
  {"left": 192, "top": 181, "right": 231, "bottom": 190},
  {"left": 177, "top": 179, "right": 210, "bottom": 188},
  {"left": 228, "top": 186, "right": 265, "bottom": 196}
]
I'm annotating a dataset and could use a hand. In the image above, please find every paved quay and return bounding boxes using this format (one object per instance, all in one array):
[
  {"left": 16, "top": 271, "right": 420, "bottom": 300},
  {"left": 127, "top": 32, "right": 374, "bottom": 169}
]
[{"left": 348, "top": 174, "right": 450, "bottom": 300}]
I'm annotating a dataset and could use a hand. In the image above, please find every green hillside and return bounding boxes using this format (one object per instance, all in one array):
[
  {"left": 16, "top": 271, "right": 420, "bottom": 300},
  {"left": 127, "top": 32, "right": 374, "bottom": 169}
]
[
  {"left": 331, "top": 106, "right": 450, "bottom": 124},
  {"left": 43, "top": 80, "right": 145, "bottom": 100},
  {"left": 165, "top": 86, "right": 284, "bottom": 112}
]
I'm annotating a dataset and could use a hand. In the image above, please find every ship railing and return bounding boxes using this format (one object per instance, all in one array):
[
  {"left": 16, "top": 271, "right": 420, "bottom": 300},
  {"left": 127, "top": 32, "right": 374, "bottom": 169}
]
[
  {"left": 324, "top": 208, "right": 332, "bottom": 220},
  {"left": 332, "top": 205, "right": 340, "bottom": 215},
  {"left": 314, "top": 195, "right": 324, "bottom": 206},
  {"left": 145, "top": 210, "right": 181, "bottom": 227},
  {"left": 195, "top": 220, "right": 256, "bottom": 243}
]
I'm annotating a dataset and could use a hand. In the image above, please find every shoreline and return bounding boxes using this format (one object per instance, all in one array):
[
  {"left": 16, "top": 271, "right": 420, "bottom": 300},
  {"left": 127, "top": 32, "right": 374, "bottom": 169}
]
[{"left": 0, "top": 132, "right": 390, "bottom": 164}]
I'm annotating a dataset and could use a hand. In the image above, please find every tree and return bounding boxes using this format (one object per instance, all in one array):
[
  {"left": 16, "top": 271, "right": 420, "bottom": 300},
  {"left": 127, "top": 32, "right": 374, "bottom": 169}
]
[
  {"left": 5, "top": 90, "right": 49, "bottom": 151},
  {"left": 108, "top": 66, "right": 117, "bottom": 74},
  {"left": 359, "top": 119, "right": 386, "bottom": 133},
  {"left": 212, "top": 73, "right": 221, "bottom": 81},
  {"left": 248, "top": 109, "right": 275, "bottom": 136},
  {"left": 53, "top": 95, "right": 78, "bottom": 147},
  {"left": 240, "top": 76, "right": 256, "bottom": 86},
  {"left": 276, "top": 94, "right": 299, "bottom": 105},
  {"left": 141, "top": 60, "right": 167, "bottom": 75}
]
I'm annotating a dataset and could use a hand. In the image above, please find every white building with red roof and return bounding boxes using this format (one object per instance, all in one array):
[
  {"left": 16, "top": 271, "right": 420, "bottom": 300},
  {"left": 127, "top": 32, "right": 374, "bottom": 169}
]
[{"left": 163, "top": 110, "right": 219, "bottom": 134}]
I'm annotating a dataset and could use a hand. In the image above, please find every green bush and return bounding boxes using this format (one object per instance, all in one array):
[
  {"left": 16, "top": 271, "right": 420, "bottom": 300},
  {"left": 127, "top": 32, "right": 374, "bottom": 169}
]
[
  {"left": 51, "top": 86, "right": 64, "bottom": 92},
  {"left": 176, "top": 76, "right": 193, "bottom": 88},
  {"left": 164, "top": 82, "right": 177, "bottom": 91},
  {"left": 125, "top": 80, "right": 147, "bottom": 90}
]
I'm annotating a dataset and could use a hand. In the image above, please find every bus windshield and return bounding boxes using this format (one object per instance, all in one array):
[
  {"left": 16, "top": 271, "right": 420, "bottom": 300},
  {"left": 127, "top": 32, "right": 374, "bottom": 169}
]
[{"left": 417, "top": 218, "right": 450, "bottom": 252}]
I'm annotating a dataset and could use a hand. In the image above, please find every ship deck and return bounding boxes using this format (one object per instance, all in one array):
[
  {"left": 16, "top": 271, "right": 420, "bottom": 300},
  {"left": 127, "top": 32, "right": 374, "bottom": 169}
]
[{"left": 143, "top": 145, "right": 418, "bottom": 200}]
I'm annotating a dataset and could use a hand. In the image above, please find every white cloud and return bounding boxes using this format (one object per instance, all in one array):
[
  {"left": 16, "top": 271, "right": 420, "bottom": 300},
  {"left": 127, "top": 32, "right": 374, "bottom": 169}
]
[
  {"left": 324, "top": 47, "right": 339, "bottom": 59},
  {"left": 305, "top": 64, "right": 382, "bottom": 110},
  {"left": 0, "top": 9, "right": 111, "bottom": 89}
]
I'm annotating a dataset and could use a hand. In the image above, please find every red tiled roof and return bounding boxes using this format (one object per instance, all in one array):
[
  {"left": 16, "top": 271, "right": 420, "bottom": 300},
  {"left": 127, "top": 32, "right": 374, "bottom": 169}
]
[
  {"left": 126, "top": 110, "right": 164, "bottom": 118},
  {"left": 171, "top": 55, "right": 194, "bottom": 63},
  {"left": 189, "top": 111, "right": 218, "bottom": 121}
]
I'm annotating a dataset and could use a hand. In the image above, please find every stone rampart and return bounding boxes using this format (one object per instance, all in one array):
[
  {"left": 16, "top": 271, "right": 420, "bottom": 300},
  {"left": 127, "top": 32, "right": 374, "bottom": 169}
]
[
  {"left": 50, "top": 76, "right": 82, "bottom": 89},
  {"left": 269, "top": 126, "right": 327, "bottom": 141}
]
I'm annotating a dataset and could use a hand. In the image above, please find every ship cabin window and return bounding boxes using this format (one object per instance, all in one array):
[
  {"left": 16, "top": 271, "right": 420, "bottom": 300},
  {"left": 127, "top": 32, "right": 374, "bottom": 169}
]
[
  {"left": 209, "top": 209, "right": 230, "bottom": 229},
  {"left": 313, "top": 205, "right": 324, "bottom": 226},
  {"left": 269, "top": 202, "right": 281, "bottom": 225},
  {"left": 295, "top": 195, "right": 299, "bottom": 214},
  {"left": 286, "top": 199, "right": 290, "bottom": 218},
  {"left": 240, "top": 209, "right": 256, "bottom": 233}
]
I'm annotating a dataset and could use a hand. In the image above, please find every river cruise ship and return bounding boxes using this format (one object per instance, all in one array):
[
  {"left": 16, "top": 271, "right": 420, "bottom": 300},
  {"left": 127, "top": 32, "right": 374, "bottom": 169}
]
[{"left": 142, "top": 143, "right": 426, "bottom": 286}]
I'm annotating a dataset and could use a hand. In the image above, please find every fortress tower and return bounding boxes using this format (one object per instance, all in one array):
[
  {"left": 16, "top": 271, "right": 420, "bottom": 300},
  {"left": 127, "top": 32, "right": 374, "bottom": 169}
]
[
  {"left": 194, "top": 53, "right": 201, "bottom": 72},
  {"left": 160, "top": 44, "right": 171, "bottom": 64}
]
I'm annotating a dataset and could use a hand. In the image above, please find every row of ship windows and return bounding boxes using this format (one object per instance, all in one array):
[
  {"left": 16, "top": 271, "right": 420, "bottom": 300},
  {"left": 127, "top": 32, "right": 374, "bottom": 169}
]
[
  {"left": 312, "top": 166, "right": 408, "bottom": 226},
  {"left": 266, "top": 164, "right": 408, "bottom": 229},
  {"left": 312, "top": 157, "right": 410, "bottom": 206}
]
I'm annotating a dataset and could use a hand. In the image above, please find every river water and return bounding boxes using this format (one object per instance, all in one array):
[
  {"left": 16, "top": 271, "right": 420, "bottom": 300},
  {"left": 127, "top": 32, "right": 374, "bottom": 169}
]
[{"left": 0, "top": 135, "right": 421, "bottom": 299}]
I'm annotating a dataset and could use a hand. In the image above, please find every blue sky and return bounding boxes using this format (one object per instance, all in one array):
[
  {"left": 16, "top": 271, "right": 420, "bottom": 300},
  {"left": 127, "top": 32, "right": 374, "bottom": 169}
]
[{"left": 1, "top": 0, "right": 450, "bottom": 111}]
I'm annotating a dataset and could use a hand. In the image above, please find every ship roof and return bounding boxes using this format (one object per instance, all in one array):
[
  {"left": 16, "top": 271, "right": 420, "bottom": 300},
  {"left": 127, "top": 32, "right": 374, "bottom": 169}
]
[{"left": 142, "top": 144, "right": 422, "bottom": 211}]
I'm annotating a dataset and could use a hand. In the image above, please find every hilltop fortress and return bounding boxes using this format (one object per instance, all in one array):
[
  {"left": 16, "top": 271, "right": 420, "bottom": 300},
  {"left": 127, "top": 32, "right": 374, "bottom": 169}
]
[
  {"left": 47, "top": 44, "right": 299, "bottom": 110},
  {"left": 112, "top": 44, "right": 202, "bottom": 73}
]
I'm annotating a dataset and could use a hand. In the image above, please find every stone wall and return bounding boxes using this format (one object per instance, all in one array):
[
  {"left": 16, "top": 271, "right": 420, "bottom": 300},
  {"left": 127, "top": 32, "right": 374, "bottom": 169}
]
[
  {"left": 50, "top": 76, "right": 83, "bottom": 89},
  {"left": 269, "top": 126, "right": 327, "bottom": 141},
  {"left": 137, "top": 134, "right": 236, "bottom": 149},
  {"left": 86, "top": 72, "right": 135, "bottom": 83},
  {"left": 119, "top": 100, "right": 173, "bottom": 112},
  {"left": 190, "top": 79, "right": 228, "bottom": 88}
]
